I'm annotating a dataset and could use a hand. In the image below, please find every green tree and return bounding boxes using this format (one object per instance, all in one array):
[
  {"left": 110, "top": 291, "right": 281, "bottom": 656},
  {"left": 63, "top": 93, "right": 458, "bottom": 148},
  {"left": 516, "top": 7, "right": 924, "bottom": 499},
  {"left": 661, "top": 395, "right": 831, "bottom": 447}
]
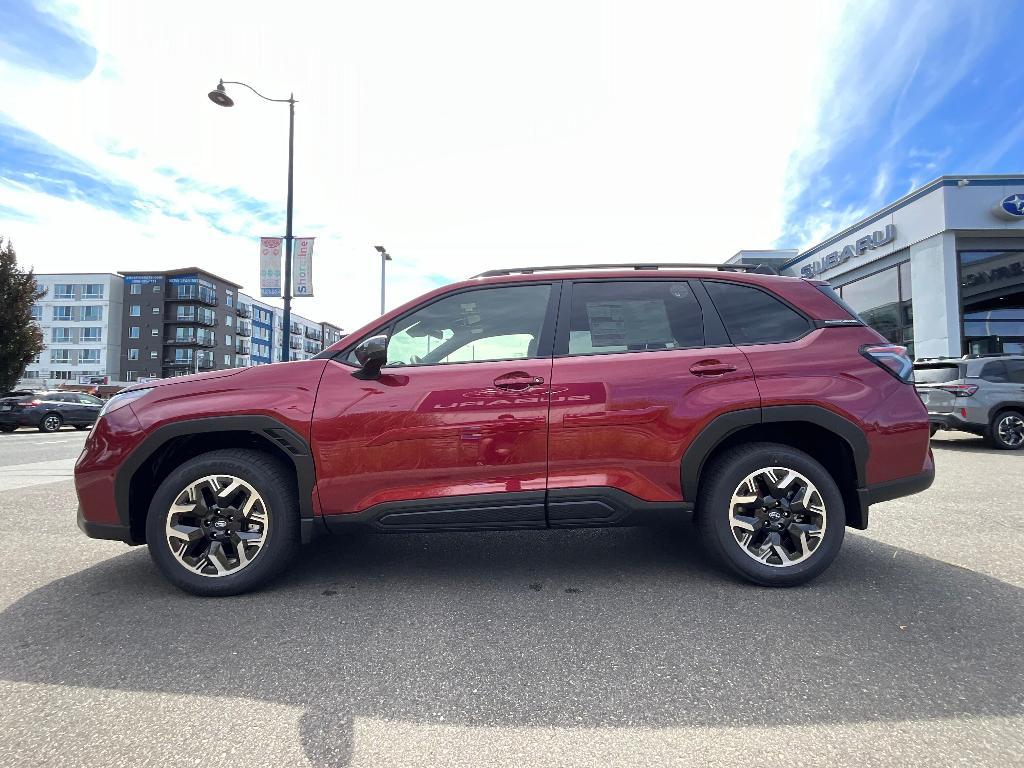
[{"left": 0, "top": 237, "right": 45, "bottom": 392}]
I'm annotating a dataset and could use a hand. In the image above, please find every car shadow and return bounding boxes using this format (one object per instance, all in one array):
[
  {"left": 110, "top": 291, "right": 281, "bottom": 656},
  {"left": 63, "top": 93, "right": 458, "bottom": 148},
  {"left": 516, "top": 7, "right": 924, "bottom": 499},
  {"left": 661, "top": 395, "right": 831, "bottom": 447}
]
[
  {"left": 0, "top": 524, "right": 1021, "bottom": 768},
  {"left": 930, "top": 435, "right": 1024, "bottom": 456}
]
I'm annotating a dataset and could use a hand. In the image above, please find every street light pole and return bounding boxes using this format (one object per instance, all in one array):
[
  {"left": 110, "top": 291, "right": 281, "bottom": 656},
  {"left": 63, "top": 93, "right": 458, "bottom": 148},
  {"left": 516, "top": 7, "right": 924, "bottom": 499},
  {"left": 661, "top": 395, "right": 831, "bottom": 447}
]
[
  {"left": 375, "top": 245, "right": 391, "bottom": 315},
  {"left": 208, "top": 79, "right": 296, "bottom": 364}
]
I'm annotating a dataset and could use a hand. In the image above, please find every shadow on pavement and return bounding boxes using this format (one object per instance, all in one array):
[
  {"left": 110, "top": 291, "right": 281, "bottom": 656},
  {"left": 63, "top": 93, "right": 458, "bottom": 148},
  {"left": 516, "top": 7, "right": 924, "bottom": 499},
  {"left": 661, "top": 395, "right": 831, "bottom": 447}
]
[
  {"left": 930, "top": 435, "right": 1024, "bottom": 456},
  {"left": 0, "top": 523, "right": 1021, "bottom": 767}
]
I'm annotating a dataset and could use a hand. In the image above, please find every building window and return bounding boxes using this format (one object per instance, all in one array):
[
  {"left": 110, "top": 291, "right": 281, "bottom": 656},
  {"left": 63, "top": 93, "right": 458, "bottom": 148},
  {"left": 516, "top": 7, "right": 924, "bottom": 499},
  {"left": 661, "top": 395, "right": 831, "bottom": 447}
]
[
  {"left": 82, "top": 327, "right": 102, "bottom": 342},
  {"left": 53, "top": 306, "right": 72, "bottom": 321},
  {"left": 150, "top": 351, "right": 158, "bottom": 359},
  {"left": 839, "top": 262, "right": 912, "bottom": 355},
  {"left": 51, "top": 328, "right": 72, "bottom": 343},
  {"left": 152, "top": 306, "right": 160, "bottom": 315},
  {"left": 225, "top": 334, "right": 232, "bottom": 346},
  {"left": 83, "top": 284, "right": 103, "bottom": 299},
  {"left": 129, "top": 326, "right": 140, "bottom": 339},
  {"left": 130, "top": 283, "right": 142, "bottom": 295},
  {"left": 226, "top": 315, "right": 232, "bottom": 327},
  {"left": 153, "top": 284, "right": 160, "bottom": 293},
  {"left": 226, "top": 294, "right": 233, "bottom": 307},
  {"left": 224, "top": 354, "right": 232, "bottom": 365},
  {"left": 128, "top": 348, "right": 139, "bottom": 360},
  {"left": 152, "top": 328, "right": 159, "bottom": 336},
  {"left": 30, "top": 305, "right": 42, "bottom": 321},
  {"left": 959, "top": 250, "right": 1024, "bottom": 356},
  {"left": 54, "top": 284, "right": 74, "bottom": 299},
  {"left": 82, "top": 305, "right": 103, "bottom": 321},
  {"left": 130, "top": 305, "right": 141, "bottom": 317},
  {"left": 80, "top": 349, "right": 101, "bottom": 364},
  {"left": 126, "top": 370, "right": 137, "bottom": 381},
  {"left": 50, "top": 349, "right": 71, "bottom": 363}
]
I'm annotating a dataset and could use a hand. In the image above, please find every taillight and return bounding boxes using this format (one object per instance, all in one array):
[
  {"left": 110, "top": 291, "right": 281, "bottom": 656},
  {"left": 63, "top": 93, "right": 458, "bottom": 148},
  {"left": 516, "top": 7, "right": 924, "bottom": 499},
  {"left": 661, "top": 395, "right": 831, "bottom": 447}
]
[
  {"left": 937, "top": 384, "right": 978, "bottom": 397},
  {"left": 861, "top": 344, "right": 914, "bottom": 382},
  {"left": 26, "top": 399, "right": 42, "bottom": 406}
]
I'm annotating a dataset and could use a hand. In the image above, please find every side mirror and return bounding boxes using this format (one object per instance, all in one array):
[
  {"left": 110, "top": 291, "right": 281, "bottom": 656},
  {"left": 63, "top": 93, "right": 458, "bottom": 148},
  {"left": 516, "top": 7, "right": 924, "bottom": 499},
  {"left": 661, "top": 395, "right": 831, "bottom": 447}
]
[{"left": 352, "top": 334, "right": 388, "bottom": 379}]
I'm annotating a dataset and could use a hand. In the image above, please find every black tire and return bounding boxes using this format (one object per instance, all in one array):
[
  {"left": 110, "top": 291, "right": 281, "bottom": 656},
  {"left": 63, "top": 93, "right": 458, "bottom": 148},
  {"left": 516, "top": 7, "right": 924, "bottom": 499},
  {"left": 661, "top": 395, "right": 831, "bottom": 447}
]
[
  {"left": 39, "top": 413, "right": 62, "bottom": 433},
  {"left": 146, "top": 449, "right": 301, "bottom": 596},
  {"left": 695, "top": 442, "right": 845, "bottom": 587},
  {"left": 0, "top": 426, "right": 15, "bottom": 433},
  {"left": 986, "top": 410, "right": 1024, "bottom": 450},
  {"left": 929, "top": 424, "right": 938, "bottom": 438},
  {"left": 74, "top": 425, "right": 90, "bottom": 431}
]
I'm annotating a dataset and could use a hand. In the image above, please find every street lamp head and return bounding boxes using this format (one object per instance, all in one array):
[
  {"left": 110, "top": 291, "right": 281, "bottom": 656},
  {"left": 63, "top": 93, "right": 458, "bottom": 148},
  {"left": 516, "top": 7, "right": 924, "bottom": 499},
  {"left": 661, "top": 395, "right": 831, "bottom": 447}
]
[
  {"left": 374, "top": 245, "right": 386, "bottom": 253},
  {"left": 207, "top": 80, "right": 234, "bottom": 108},
  {"left": 374, "top": 245, "right": 392, "bottom": 260}
]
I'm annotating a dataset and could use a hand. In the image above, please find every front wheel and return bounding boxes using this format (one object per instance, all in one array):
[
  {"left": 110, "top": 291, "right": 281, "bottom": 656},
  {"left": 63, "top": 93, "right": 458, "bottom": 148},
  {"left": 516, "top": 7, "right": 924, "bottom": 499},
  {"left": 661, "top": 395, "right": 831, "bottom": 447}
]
[
  {"left": 146, "top": 449, "right": 300, "bottom": 596},
  {"left": 987, "top": 410, "right": 1024, "bottom": 450},
  {"left": 39, "top": 413, "right": 62, "bottom": 432},
  {"left": 696, "top": 442, "right": 845, "bottom": 587}
]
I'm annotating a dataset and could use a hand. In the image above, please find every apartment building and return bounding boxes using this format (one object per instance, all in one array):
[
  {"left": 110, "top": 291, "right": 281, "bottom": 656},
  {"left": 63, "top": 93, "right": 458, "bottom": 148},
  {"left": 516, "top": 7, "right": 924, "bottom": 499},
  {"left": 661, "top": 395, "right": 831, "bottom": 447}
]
[
  {"left": 22, "top": 273, "right": 124, "bottom": 385},
  {"left": 120, "top": 269, "right": 243, "bottom": 381}
]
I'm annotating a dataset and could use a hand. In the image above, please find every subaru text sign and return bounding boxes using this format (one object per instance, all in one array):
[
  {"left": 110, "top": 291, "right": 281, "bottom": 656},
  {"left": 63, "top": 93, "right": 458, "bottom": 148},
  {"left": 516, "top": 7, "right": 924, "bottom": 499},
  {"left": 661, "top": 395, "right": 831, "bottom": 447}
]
[{"left": 800, "top": 225, "right": 896, "bottom": 278}]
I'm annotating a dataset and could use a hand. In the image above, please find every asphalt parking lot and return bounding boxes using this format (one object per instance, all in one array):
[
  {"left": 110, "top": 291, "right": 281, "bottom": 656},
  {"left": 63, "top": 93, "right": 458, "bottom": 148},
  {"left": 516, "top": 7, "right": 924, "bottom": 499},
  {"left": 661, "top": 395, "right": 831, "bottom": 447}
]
[{"left": 0, "top": 429, "right": 1021, "bottom": 768}]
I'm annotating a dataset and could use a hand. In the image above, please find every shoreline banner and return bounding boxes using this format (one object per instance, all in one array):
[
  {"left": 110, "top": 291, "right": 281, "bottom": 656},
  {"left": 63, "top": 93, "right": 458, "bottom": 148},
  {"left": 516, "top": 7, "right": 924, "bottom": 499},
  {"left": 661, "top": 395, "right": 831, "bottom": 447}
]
[
  {"left": 259, "top": 237, "right": 283, "bottom": 297},
  {"left": 293, "top": 237, "right": 315, "bottom": 296}
]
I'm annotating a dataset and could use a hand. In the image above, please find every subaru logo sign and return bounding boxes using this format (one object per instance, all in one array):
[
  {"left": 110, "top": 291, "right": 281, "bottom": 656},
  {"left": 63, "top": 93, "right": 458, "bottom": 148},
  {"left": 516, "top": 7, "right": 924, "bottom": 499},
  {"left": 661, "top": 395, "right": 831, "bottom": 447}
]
[{"left": 993, "top": 193, "right": 1024, "bottom": 221}]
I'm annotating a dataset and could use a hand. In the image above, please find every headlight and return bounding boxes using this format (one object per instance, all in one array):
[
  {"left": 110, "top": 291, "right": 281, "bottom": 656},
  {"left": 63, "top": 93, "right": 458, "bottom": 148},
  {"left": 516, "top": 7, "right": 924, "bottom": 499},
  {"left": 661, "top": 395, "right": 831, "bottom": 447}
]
[{"left": 99, "top": 387, "right": 153, "bottom": 418}]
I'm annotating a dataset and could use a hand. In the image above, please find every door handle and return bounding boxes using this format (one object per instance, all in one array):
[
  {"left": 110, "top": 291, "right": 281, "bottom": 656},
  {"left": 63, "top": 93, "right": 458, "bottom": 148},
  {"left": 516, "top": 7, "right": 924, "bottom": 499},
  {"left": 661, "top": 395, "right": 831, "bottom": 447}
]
[
  {"left": 494, "top": 372, "right": 545, "bottom": 390},
  {"left": 689, "top": 360, "right": 737, "bottom": 376}
]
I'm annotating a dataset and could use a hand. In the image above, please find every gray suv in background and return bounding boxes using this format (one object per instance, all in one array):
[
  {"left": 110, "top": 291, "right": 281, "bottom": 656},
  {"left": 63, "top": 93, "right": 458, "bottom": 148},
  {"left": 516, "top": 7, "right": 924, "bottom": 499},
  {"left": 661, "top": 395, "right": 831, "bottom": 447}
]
[{"left": 914, "top": 355, "right": 1024, "bottom": 449}]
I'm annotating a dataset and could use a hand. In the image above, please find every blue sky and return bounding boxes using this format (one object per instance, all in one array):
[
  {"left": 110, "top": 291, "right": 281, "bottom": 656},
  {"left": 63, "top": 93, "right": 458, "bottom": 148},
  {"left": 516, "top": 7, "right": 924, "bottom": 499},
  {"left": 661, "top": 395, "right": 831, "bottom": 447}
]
[{"left": 1, "top": 0, "right": 1022, "bottom": 327}]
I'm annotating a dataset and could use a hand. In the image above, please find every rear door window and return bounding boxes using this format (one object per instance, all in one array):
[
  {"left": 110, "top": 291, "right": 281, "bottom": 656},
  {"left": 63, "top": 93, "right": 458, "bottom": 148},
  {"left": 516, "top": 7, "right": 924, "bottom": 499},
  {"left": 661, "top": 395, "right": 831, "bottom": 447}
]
[
  {"left": 1004, "top": 360, "right": 1024, "bottom": 385},
  {"left": 979, "top": 361, "right": 1009, "bottom": 383},
  {"left": 704, "top": 281, "right": 811, "bottom": 344},
  {"left": 565, "top": 280, "right": 704, "bottom": 355}
]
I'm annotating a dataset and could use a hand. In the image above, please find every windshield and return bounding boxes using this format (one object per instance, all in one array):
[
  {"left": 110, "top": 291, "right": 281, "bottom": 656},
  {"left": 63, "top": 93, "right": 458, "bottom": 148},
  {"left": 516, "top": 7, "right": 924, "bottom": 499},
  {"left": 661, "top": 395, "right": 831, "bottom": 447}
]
[{"left": 913, "top": 363, "right": 963, "bottom": 384}]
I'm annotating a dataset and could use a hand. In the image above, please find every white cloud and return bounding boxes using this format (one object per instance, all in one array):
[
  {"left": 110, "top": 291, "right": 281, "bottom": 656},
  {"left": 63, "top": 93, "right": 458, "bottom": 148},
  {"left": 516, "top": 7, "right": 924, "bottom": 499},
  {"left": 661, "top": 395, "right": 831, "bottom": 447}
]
[{"left": 3, "top": 0, "right": 864, "bottom": 330}]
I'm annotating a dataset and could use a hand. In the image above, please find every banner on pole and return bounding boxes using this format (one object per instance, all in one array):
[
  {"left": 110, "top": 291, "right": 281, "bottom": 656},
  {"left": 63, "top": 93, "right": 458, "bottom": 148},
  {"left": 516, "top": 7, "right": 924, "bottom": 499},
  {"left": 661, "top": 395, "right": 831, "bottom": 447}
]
[
  {"left": 292, "top": 237, "right": 315, "bottom": 297},
  {"left": 259, "top": 237, "right": 283, "bottom": 297}
]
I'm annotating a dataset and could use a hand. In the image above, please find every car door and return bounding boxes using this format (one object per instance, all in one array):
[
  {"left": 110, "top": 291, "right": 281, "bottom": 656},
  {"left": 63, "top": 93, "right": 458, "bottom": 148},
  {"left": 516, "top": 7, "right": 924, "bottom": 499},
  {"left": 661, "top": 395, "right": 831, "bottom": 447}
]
[
  {"left": 546, "top": 278, "right": 760, "bottom": 517},
  {"left": 77, "top": 394, "right": 103, "bottom": 424},
  {"left": 311, "top": 281, "right": 559, "bottom": 528},
  {"left": 53, "top": 393, "right": 82, "bottom": 424}
]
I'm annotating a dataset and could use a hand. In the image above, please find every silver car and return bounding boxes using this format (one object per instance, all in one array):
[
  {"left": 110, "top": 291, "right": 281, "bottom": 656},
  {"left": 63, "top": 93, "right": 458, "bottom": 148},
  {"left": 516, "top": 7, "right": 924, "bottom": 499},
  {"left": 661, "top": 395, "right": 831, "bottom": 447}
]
[{"left": 914, "top": 355, "right": 1024, "bottom": 449}]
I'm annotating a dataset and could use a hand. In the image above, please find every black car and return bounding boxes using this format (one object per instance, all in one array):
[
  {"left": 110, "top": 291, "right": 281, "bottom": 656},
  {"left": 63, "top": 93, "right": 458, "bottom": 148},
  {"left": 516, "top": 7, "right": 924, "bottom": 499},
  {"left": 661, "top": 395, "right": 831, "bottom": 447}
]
[{"left": 0, "top": 391, "right": 104, "bottom": 433}]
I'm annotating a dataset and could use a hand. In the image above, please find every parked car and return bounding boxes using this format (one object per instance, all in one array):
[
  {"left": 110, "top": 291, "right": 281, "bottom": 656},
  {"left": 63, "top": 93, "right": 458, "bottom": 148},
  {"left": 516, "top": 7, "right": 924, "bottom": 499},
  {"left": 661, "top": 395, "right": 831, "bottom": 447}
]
[
  {"left": 0, "top": 391, "right": 104, "bottom": 432},
  {"left": 914, "top": 355, "right": 1024, "bottom": 449},
  {"left": 75, "top": 264, "right": 933, "bottom": 596}
]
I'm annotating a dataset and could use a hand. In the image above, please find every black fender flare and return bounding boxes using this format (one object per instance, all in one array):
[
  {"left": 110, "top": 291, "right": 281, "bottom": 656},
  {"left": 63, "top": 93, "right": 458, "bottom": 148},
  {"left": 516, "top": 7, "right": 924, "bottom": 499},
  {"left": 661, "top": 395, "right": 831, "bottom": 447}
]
[
  {"left": 114, "top": 415, "right": 316, "bottom": 537},
  {"left": 680, "top": 405, "right": 869, "bottom": 502}
]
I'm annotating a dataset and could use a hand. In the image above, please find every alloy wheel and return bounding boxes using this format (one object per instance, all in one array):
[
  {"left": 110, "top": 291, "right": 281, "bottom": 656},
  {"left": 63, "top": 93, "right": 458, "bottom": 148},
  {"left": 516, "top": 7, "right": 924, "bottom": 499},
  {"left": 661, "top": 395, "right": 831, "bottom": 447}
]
[
  {"left": 997, "top": 415, "right": 1024, "bottom": 448},
  {"left": 728, "top": 466, "right": 827, "bottom": 568},
  {"left": 164, "top": 474, "right": 269, "bottom": 577},
  {"left": 43, "top": 415, "right": 61, "bottom": 431}
]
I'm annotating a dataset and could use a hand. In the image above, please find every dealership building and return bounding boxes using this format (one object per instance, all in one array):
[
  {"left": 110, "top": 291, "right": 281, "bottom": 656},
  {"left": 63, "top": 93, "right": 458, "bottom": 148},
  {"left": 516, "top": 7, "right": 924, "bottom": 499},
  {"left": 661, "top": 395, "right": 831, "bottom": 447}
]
[{"left": 768, "top": 175, "right": 1024, "bottom": 359}]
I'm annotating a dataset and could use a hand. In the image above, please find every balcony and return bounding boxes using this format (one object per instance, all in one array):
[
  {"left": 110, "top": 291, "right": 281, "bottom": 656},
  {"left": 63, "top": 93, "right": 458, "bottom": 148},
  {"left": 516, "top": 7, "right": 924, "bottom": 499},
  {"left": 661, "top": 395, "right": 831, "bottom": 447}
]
[
  {"left": 236, "top": 339, "right": 251, "bottom": 355},
  {"left": 171, "top": 285, "right": 218, "bottom": 306},
  {"left": 236, "top": 320, "right": 252, "bottom": 337},
  {"left": 289, "top": 338, "right": 302, "bottom": 350},
  {"left": 304, "top": 327, "right": 322, "bottom": 341},
  {"left": 174, "top": 308, "right": 216, "bottom": 326},
  {"left": 304, "top": 342, "right": 321, "bottom": 355},
  {"left": 236, "top": 305, "right": 251, "bottom": 319}
]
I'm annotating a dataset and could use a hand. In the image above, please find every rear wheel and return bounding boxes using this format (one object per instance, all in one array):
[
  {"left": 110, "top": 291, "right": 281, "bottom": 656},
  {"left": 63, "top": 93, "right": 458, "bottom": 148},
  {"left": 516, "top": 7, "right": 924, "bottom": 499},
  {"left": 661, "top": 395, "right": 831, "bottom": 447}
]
[
  {"left": 696, "top": 442, "right": 845, "bottom": 587},
  {"left": 39, "top": 413, "right": 62, "bottom": 432},
  {"left": 987, "top": 410, "right": 1024, "bottom": 450},
  {"left": 146, "top": 449, "right": 300, "bottom": 596}
]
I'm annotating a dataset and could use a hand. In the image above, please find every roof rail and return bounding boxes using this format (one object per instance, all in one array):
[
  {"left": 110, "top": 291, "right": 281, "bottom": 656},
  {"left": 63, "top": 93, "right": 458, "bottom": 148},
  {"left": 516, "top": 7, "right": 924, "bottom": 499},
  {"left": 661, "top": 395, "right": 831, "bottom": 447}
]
[{"left": 472, "top": 262, "right": 776, "bottom": 278}]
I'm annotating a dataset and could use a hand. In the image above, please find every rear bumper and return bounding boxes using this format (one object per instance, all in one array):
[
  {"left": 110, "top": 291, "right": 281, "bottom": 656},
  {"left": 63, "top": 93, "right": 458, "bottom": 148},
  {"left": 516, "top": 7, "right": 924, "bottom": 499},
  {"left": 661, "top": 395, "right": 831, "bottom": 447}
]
[
  {"left": 855, "top": 463, "right": 935, "bottom": 525},
  {"left": 77, "top": 505, "right": 138, "bottom": 544},
  {"left": 0, "top": 412, "right": 40, "bottom": 427},
  {"left": 929, "top": 412, "right": 985, "bottom": 434}
]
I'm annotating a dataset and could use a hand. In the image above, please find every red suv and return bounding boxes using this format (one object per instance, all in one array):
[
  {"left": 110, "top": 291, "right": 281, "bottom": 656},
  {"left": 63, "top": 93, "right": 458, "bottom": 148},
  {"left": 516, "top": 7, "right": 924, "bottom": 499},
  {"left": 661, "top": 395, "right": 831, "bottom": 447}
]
[{"left": 75, "top": 264, "right": 934, "bottom": 595}]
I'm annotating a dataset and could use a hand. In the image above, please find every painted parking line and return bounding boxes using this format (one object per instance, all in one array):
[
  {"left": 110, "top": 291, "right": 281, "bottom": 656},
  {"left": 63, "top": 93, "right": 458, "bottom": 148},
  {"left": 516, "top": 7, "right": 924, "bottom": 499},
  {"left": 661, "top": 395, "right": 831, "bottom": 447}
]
[{"left": 0, "top": 458, "right": 77, "bottom": 492}]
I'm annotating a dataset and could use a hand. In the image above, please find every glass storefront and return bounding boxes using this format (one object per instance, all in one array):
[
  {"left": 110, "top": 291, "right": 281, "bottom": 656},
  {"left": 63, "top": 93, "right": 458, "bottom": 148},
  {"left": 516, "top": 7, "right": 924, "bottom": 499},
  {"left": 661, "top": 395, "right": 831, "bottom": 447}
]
[
  {"left": 959, "top": 250, "right": 1024, "bottom": 355},
  {"left": 838, "top": 261, "right": 914, "bottom": 356}
]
